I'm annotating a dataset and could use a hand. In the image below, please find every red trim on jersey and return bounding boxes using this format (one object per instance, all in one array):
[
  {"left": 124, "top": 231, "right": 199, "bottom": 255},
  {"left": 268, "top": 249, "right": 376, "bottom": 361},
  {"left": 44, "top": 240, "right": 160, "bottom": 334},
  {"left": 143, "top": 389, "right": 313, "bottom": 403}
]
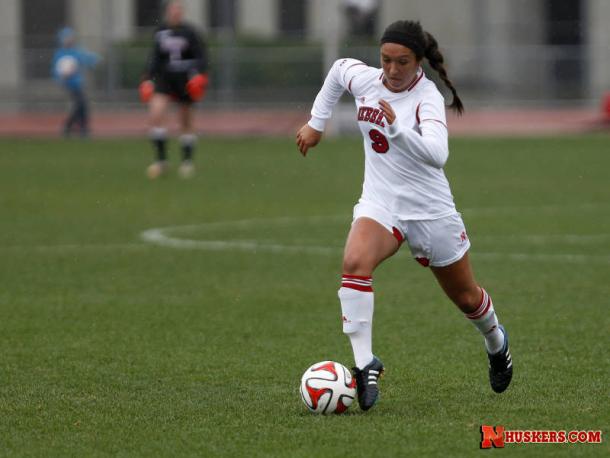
[
  {"left": 342, "top": 274, "right": 373, "bottom": 281},
  {"left": 392, "top": 227, "right": 404, "bottom": 244},
  {"left": 407, "top": 71, "right": 424, "bottom": 91},
  {"left": 346, "top": 63, "right": 367, "bottom": 72},
  {"left": 345, "top": 63, "right": 366, "bottom": 94},
  {"left": 341, "top": 282, "right": 374, "bottom": 292}
]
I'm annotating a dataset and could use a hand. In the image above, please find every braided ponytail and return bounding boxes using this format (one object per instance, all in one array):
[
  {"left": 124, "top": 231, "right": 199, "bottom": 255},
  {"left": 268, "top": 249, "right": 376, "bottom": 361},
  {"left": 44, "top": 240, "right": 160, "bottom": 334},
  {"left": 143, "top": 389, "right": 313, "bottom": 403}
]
[
  {"left": 381, "top": 21, "right": 464, "bottom": 115},
  {"left": 424, "top": 31, "right": 464, "bottom": 115}
]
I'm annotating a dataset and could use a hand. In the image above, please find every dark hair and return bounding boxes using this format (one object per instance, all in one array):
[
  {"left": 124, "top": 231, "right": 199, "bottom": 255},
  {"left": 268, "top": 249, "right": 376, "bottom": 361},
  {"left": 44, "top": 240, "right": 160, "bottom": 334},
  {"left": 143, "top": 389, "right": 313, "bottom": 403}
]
[{"left": 381, "top": 21, "right": 464, "bottom": 115}]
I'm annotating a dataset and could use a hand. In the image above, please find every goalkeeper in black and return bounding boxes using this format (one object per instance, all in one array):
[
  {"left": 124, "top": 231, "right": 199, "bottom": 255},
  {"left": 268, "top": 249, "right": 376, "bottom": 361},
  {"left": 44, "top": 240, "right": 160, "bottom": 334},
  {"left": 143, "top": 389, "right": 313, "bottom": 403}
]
[{"left": 140, "top": 0, "right": 209, "bottom": 179}]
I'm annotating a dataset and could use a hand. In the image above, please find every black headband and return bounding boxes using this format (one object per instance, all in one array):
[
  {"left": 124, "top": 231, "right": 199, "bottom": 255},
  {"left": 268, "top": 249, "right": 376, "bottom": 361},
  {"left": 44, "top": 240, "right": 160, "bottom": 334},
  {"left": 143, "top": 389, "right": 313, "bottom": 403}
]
[{"left": 380, "top": 31, "right": 425, "bottom": 59}]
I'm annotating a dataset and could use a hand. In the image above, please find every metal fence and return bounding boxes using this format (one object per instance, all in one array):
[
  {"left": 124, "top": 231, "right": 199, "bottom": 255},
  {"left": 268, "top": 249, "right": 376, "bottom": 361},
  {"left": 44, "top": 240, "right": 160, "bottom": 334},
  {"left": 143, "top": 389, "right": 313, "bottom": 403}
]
[{"left": 8, "top": 37, "right": 600, "bottom": 110}]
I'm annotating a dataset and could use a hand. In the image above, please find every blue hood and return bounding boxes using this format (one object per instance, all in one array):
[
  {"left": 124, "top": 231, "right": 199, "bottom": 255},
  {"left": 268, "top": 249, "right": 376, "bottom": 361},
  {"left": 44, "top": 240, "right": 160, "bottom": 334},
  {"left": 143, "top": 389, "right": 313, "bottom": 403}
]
[{"left": 57, "top": 27, "right": 75, "bottom": 46}]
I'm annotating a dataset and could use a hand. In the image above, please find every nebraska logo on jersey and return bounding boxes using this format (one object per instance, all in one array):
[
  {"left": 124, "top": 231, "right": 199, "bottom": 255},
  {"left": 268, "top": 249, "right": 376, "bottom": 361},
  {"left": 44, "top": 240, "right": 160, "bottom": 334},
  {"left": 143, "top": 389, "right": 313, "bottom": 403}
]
[{"left": 357, "top": 106, "right": 386, "bottom": 128}]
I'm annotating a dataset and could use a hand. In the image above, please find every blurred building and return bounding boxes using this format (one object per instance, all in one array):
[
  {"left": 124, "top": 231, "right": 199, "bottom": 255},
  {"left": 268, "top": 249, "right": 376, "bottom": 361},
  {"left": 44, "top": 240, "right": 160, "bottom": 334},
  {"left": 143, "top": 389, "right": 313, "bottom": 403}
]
[{"left": 1, "top": 0, "right": 609, "bottom": 109}]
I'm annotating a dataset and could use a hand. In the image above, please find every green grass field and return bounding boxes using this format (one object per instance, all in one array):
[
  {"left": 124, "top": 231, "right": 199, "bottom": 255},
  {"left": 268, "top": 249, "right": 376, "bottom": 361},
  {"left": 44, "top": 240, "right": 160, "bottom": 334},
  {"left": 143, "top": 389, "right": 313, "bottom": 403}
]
[{"left": 0, "top": 135, "right": 608, "bottom": 457}]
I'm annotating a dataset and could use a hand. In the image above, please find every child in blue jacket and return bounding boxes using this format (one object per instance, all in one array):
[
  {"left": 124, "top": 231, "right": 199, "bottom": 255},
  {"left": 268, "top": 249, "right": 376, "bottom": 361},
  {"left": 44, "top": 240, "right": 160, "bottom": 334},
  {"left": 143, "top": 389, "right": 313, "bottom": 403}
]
[{"left": 52, "top": 27, "right": 100, "bottom": 137}]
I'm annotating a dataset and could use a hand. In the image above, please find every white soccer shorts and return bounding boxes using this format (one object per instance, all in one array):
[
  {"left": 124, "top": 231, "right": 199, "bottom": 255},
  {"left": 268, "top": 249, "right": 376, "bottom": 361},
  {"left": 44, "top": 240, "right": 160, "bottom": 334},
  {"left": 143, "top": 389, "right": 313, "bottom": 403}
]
[{"left": 352, "top": 200, "right": 471, "bottom": 267}]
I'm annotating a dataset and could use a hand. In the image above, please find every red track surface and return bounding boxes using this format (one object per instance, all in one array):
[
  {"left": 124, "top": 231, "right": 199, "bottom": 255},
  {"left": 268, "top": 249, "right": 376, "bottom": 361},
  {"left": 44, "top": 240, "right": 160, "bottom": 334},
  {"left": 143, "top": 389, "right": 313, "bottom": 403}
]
[{"left": 0, "top": 108, "right": 607, "bottom": 138}]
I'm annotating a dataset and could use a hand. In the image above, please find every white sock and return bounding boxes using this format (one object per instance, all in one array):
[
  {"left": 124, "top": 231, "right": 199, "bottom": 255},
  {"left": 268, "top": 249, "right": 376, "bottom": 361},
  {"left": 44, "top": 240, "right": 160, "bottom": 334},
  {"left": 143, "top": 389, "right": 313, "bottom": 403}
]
[
  {"left": 149, "top": 126, "right": 167, "bottom": 141},
  {"left": 466, "top": 288, "right": 505, "bottom": 354},
  {"left": 179, "top": 133, "right": 197, "bottom": 146},
  {"left": 339, "top": 275, "right": 374, "bottom": 369}
]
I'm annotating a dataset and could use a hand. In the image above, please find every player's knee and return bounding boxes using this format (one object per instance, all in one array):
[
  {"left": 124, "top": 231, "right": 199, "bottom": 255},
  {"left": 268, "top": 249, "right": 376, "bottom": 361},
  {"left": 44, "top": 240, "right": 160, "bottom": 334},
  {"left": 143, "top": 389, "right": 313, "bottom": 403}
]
[
  {"left": 149, "top": 113, "right": 164, "bottom": 126},
  {"left": 452, "top": 288, "right": 480, "bottom": 311},
  {"left": 342, "top": 253, "right": 373, "bottom": 276}
]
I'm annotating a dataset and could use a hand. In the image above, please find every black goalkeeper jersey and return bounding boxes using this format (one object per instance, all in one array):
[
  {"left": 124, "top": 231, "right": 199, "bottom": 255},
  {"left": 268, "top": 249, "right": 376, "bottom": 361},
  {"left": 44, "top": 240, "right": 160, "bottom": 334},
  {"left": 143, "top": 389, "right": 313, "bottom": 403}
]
[{"left": 146, "top": 22, "right": 208, "bottom": 78}]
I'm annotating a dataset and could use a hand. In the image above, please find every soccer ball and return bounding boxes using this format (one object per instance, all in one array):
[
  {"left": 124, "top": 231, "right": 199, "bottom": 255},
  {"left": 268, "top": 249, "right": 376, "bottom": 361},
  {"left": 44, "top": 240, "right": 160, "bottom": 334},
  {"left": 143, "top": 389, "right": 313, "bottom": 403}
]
[
  {"left": 300, "top": 361, "right": 356, "bottom": 414},
  {"left": 56, "top": 55, "right": 78, "bottom": 78}
]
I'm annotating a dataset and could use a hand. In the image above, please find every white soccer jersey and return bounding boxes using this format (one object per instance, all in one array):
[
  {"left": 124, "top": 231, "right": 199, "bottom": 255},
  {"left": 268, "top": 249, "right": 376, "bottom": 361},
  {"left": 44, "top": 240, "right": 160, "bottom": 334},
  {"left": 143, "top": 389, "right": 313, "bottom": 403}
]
[{"left": 309, "top": 58, "right": 457, "bottom": 220}]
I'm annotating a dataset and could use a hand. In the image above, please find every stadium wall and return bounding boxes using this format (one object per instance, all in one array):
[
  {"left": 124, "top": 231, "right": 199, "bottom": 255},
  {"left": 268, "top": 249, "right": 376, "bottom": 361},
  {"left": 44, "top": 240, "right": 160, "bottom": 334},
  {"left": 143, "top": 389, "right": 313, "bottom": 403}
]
[{"left": 1, "top": 0, "right": 609, "bottom": 110}]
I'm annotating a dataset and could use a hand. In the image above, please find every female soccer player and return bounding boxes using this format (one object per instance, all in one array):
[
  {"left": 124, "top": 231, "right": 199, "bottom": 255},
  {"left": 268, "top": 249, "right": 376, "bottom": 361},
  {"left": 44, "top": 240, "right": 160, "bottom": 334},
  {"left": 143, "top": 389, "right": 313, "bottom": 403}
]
[
  {"left": 296, "top": 20, "right": 513, "bottom": 411},
  {"left": 140, "top": 0, "right": 209, "bottom": 179}
]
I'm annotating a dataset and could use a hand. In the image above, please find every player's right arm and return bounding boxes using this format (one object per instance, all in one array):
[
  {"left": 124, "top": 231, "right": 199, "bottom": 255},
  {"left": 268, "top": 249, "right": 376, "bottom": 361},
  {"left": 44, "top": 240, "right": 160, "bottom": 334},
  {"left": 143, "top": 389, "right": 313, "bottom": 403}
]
[
  {"left": 298, "top": 58, "right": 369, "bottom": 155},
  {"left": 296, "top": 124, "right": 322, "bottom": 156},
  {"left": 143, "top": 29, "right": 163, "bottom": 82},
  {"left": 139, "top": 30, "right": 162, "bottom": 103},
  {"left": 308, "top": 58, "right": 369, "bottom": 132}
]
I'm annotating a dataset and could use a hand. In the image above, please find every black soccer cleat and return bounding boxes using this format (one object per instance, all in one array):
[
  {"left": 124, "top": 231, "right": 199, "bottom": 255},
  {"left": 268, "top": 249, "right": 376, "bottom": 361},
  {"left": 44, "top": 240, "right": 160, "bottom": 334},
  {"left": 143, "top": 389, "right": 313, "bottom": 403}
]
[
  {"left": 487, "top": 325, "right": 513, "bottom": 393},
  {"left": 352, "top": 356, "right": 384, "bottom": 411}
]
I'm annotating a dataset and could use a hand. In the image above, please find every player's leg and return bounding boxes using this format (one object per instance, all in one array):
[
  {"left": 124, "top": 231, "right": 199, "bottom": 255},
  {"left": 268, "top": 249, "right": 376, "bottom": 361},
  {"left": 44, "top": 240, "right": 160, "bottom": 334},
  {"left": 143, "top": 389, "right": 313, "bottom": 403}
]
[
  {"left": 431, "top": 252, "right": 512, "bottom": 393},
  {"left": 64, "top": 88, "right": 79, "bottom": 136},
  {"left": 74, "top": 88, "right": 89, "bottom": 137},
  {"left": 341, "top": 217, "right": 400, "bottom": 367},
  {"left": 430, "top": 251, "right": 503, "bottom": 346},
  {"left": 340, "top": 216, "right": 400, "bottom": 410},
  {"left": 178, "top": 103, "right": 196, "bottom": 178},
  {"left": 147, "top": 93, "right": 171, "bottom": 178}
]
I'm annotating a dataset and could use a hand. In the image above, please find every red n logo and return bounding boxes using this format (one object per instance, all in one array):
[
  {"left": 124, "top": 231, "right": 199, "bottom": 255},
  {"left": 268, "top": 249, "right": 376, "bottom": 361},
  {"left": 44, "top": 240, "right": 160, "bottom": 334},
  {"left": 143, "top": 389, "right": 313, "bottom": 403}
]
[{"left": 480, "top": 425, "right": 505, "bottom": 449}]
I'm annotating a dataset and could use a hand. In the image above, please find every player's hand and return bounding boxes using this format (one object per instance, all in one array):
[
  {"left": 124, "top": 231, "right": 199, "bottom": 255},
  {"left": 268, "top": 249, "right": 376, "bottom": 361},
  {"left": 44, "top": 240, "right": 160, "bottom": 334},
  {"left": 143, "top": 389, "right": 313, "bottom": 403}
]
[
  {"left": 139, "top": 80, "right": 154, "bottom": 103},
  {"left": 186, "top": 73, "right": 209, "bottom": 101},
  {"left": 379, "top": 99, "right": 396, "bottom": 125},
  {"left": 296, "top": 124, "right": 322, "bottom": 156}
]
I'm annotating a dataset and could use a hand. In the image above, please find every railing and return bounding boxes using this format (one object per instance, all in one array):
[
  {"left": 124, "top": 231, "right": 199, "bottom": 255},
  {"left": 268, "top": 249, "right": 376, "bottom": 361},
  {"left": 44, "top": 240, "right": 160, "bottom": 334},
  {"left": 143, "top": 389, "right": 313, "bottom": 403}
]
[{"left": 8, "top": 40, "right": 602, "bottom": 110}]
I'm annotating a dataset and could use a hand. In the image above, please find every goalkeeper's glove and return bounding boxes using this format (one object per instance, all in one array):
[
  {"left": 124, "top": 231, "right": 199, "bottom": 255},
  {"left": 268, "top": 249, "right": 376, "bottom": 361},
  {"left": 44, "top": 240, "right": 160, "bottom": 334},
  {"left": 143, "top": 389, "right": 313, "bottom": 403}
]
[{"left": 186, "top": 73, "right": 209, "bottom": 102}]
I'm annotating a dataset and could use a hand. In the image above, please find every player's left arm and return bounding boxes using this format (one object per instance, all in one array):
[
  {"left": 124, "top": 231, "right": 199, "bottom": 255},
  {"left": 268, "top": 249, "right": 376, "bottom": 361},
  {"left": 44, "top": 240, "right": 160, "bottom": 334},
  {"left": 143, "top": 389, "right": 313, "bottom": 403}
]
[
  {"left": 185, "top": 27, "right": 209, "bottom": 101},
  {"left": 380, "top": 93, "right": 449, "bottom": 168},
  {"left": 77, "top": 48, "right": 101, "bottom": 68},
  {"left": 189, "top": 27, "right": 208, "bottom": 74}
]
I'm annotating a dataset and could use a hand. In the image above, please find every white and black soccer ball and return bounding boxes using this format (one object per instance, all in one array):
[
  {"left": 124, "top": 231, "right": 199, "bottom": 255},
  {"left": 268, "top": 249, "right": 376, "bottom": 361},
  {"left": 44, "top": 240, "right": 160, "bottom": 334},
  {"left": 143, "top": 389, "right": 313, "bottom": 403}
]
[
  {"left": 56, "top": 55, "right": 78, "bottom": 78},
  {"left": 300, "top": 361, "right": 356, "bottom": 414}
]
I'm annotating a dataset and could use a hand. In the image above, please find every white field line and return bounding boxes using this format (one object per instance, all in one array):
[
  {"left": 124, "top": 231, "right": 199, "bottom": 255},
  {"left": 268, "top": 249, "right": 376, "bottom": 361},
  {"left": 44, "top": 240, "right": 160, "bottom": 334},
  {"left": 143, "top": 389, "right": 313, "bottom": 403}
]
[
  {"left": 472, "top": 252, "right": 610, "bottom": 264},
  {"left": 460, "top": 202, "right": 610, "bottom": 216},
  {"left": 141, "top": 228, "right": 610, "bottom": 264},
  {"left": 2, "top": 238, "right": 609, "bottom": 265},
  {"left": 473, "top": 234, "right": 610, "bottom": 244},
  {"left": 0, "top": 243, "right": 147, "bottom": 253},
  {"left": 139, "top": 214, "right": 610, "bottom": 264},
  {"left": 2, "top": 205, "right": 609, "bottom": 263}
]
